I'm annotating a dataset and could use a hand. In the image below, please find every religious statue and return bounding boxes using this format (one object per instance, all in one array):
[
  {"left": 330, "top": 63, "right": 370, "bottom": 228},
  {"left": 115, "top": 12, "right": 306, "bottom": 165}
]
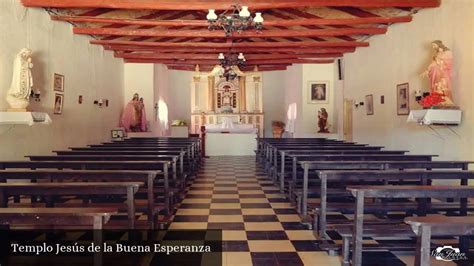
[
  {"left": 6, "top": 48, "right": 34, "bottom": 110},
  {"left": 317, "top": 108, "right": 330, "bottom": 133},
  {"left": 420, "top": 40, "right": 455, "bottom": 108},
  {"left": 120, "top": 93, "right": 147, "bottom": 132}
]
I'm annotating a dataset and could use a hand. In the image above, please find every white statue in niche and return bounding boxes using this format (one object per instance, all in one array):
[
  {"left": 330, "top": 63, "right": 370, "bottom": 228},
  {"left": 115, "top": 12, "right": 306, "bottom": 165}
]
[{"left": 6, "top": 48, "right": 34, "bottom": 110}]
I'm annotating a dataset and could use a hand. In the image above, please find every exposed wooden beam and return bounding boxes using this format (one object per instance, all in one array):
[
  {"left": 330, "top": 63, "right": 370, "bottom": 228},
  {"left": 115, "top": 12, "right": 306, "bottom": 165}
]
[
  {"left": 115, "top": 52, "right": 342, "bottom": 60},
  {"left": 74, "top": 27, "right": 387, "bottom": 38},
  {"left": 52, "top": 15, "right": 412, "bottom": 27},
  {"left": 166, "top": 64, "right": 289, "bottom": 72},
  {"left": 92, "top": 40, "right": 369, "bottom": 48},
  {"left": 22, "top": 0, "right": 442, "bottom": 10},
  {"left": 123, "top": 58, "right": 334, "bottom": 64},
  {"left": 104, "top": 45, "right": 356, "bottom": 54}
]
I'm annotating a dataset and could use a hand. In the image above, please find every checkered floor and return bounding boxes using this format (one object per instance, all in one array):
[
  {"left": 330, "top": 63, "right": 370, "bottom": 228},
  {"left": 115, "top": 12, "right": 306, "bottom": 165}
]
[
  {"left": 169, "top": 156, "right": 469, "bottom": 266},
  {"left": 169, "top": 157, "right": 341, "bottom": 266}
]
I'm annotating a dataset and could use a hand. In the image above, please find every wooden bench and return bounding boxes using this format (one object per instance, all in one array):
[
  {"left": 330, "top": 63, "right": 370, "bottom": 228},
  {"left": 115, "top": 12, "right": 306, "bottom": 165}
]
[
  {"left": 309, "top": 169, "right": 474, "bottom": 237},
  {"left": 0, "top": 182, "right": 140, "bottom": 229},
  {"left": 297, "top": 160, "right": 471, "bottom": 216},
  {"left": 282, "top": 153, "right": 435, "bottom": 193},
  {"left": 0, "top": 207, "right": 116, "bottom": 266},
  {"left": 405, "top": 215, "right": 474, "bottom": 266},
  {"left": 347, "top": 185, "right": 474, "bottom": 266},
  {"left": 0, "top": 169, "right": 166, "bottom": 227}
]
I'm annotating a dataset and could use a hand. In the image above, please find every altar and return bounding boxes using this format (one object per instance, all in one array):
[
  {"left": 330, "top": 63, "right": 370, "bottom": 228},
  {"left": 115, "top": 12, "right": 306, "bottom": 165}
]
[
  {"left": 189, "top": 67, "right": 264, "bottom": 156},
  {"left": 190, "top": 69, "right": 264, "bottom": 137}
]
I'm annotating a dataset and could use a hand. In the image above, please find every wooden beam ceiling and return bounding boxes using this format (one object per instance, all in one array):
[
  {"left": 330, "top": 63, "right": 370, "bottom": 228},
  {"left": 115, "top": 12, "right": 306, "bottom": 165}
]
[
  {"left": 51, "top": 15, "right": 413, "bottom": 27},
  {"left": 74, "top": 27, "right": 387, "bottom": 38},
  {"left": 90, "top": 40, "right": 370, "bottom": 48},
  {"left": 23, "top": 0, "right": 440, "bottom": 71},
  {"left": 104, "top": 46, "right": 356, "bottom": 54},
  {"left": 115, "top": 52, "right": 342, "bottom": 60},
  {"left": 22, "top": 0, "right": 441, "bottom": 10}
]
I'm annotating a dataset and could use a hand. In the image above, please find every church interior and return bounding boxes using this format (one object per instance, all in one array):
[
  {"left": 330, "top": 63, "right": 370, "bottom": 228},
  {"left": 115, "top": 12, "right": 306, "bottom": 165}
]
[{"left": 0, "top": 0, "right": 473, "bottom": 265}]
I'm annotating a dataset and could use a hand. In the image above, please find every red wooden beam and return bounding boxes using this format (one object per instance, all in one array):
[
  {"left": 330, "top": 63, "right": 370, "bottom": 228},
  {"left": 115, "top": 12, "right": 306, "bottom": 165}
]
[
  {"left": 166, "top": 64, "right": 289, "bottom": 72},
  {"left": 115, "top": 52, "right": 343, "bottom": 60},
  {"left": 123, "top": 58, "right": 334, "bottom": 64},
  {"left": 74, "top": 27, "right": 387, "bottom": 38},
  {"left": 92, "top": 40, "right": 369, "bottom": 48},
  {"left": 21, "top": 0, "right": 442, "bottom": 10},
  {"left": 51, "top": 15, "right": 412, "bottom": 27},
  {"left": 104, "top": 45, "right": 356, "bottom": 53}
]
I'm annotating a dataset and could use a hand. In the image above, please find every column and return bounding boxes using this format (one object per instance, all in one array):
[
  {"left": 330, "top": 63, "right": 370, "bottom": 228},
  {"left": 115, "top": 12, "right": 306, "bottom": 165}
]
[
  {"left": 192, "top": 76, "right": 200, "bottom": 113},
  {"left": 207, "top": 76, "right": 215, "bottom": 112},
  {"left": 239, "top": 76, "right": 247, "bottom": 113}
]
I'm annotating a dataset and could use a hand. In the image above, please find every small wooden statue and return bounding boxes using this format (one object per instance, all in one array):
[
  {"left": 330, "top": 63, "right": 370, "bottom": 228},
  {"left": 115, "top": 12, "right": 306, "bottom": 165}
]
[{"left": 317, "top": 108, "right": 329, "bottom": 133}]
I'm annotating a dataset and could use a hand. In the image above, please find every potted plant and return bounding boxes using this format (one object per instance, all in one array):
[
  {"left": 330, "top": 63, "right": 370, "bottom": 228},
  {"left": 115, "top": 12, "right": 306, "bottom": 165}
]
[{"left": 272, "top": 121, "right": 285, "bottom": 138}]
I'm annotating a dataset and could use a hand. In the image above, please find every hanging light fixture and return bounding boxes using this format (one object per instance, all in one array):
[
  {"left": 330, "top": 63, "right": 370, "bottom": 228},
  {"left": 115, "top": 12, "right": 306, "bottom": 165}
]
[
  {"left": 207, "top": 5, "right": 264, "bottom": 36},
  {"left": 217, "top": 52, "right": 246, "bottom": 81}
]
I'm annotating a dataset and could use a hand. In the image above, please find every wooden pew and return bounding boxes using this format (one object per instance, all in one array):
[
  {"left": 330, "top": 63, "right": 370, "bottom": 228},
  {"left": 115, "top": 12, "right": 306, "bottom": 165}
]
[
  {"left": 0, "top": 182, "right": 140, "bottom": 229},
  {"left": 27, "top": 155, "right": 181, "bottom": 183},
  {"left": 0, "top": 163, "right": 170, "bottom": 224},
  {"left": 0, "top": 169, "right": 161, "bottom": 228},
  {"left": 0, "top": 207, "right": 116, "bottom": 266},
  {"left": 297, "top": 160, "right": 460, "bottom": 216},
  {"left": 53, "top": 150, "right": 193, "bottom": 180},
  {"left": 347, "top": 185, "right": 474, "bottom": 266},
  {"left": 275, "top": 150, "right": 409, "bottom": 191},
  {"left": 293, "top": 156, "right": 436, "bottom": 215},
  {"left": 0, "top": 207, "right": 116, "bottom": 229},
  {"left": 313, "top": 169, "right": 474, "bottom": 237},
  {"left": 405, "top": 215, "right": 474, "bottom": 266}
]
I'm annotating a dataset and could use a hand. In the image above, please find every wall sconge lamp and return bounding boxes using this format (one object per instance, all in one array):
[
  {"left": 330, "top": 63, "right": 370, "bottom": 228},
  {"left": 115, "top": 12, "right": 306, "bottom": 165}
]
[
  {"left": 94, "top": 99, "right": 109, "bottom": 107},
  {"left": 30, "top": 89, "right": 41, "bottom": 102},
  {"left": 354, "top": 101, "right": 364, "bottom": 109}
]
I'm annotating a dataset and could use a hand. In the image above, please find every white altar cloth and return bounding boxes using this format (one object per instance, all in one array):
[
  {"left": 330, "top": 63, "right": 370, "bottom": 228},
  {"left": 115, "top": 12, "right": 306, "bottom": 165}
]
[{"left": 205, "top": 123, "right": 258, "bottom": 134}]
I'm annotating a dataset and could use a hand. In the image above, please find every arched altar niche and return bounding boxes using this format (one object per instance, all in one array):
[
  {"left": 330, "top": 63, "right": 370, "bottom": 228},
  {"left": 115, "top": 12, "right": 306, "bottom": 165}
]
[
  {"left": 190, "top": 69, "right": 264, "bottom": 137},
  {"left": 216, "top": 79, "right": 239, "bottom": 113}
]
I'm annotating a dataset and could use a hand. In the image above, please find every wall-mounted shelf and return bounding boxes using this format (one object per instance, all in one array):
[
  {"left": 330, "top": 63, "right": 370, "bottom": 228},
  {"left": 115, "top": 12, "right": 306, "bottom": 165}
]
[
  {"left": 0, "top": 112, "right": 52, "bottom": 126},
  {"left": 407, "top": 109, "right": 462, "bottom": 126}
]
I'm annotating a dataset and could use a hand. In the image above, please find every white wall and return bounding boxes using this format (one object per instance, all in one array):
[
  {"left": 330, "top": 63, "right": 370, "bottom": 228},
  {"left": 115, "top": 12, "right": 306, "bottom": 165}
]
[
  {"left": 302, "top": 63, "right": 338, "bottom": 135},
  {"left": 0, "top": 3, "right": 123, "bottom": 160},
  {"left": 263, "top": 71, "right": 286, "bottom": 137},
  {"left": 167, "top": 70, "right": 193, "bottom": 124},
  {"left": 123, "top": 63, "right": 154, "bottom": 131},
  {"left": 284, "top": 65, "right": 304, "bottom": 136},
  {"left": 343, "top": 0, "right": 474, "bottom": 160}
]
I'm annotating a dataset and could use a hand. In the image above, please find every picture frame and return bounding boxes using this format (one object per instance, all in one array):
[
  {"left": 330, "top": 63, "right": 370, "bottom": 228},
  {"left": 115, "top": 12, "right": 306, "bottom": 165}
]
[
  {"left": 53, "top": 93, "right": 64, "bottom": 114},
  {"left": 53, "top": 73, "right": 65, "bottom": 92},
  {"left": 365, "top": 94, "right": 374, "bottom": 115},
  {"left": 397, "top": 83, "right": 410, "bottom": 115},
  {"left": 111, "top": 129, "right": 125, "bottom": 140},
  {"left": 308, "top": 81, "right": 329, "bottom": 104}
]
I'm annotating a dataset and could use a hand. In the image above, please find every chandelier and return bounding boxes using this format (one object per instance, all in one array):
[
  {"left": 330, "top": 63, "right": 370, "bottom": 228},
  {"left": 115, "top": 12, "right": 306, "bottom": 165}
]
[
  {"left": 207, "top": 5, "right": 264, "bottom": 37},
  {"left": 218, "top": 52, "right": 246, "bottom": 81}
]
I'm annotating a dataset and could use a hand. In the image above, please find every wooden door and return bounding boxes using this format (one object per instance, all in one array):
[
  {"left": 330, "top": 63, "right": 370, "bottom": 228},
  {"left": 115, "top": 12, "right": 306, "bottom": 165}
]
[{"left": 343, "top": 99, "right": 353, "bottom": 141}]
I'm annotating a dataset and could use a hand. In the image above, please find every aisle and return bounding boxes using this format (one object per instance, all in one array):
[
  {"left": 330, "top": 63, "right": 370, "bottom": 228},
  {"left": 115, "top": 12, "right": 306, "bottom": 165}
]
[{"left": 168, "top": 156, "right": 340, "bottom": 266}]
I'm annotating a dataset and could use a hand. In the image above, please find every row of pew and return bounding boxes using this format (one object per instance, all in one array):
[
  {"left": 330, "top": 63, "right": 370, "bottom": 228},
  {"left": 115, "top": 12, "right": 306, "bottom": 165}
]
[
  {"left": 256, "top": 138, "right": 474, "bottom": 266},
  {"left": 0, "top": 137, "right": 201, "bottom": 231}
]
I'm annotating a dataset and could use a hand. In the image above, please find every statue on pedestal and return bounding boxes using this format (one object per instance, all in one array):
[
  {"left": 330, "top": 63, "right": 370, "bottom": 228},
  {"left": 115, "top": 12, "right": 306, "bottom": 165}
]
[
  {"left": 317, "top": 108, "right": 330, "bottom": 133},
  {"left": 120, "top": 93, "right": 147, "bottom": 132},
  {"left": 420, "top": 40, "right": 455, "bottom": 108},
  {"left": 6, "top": 48, "right": 34, "bottom": 111}
]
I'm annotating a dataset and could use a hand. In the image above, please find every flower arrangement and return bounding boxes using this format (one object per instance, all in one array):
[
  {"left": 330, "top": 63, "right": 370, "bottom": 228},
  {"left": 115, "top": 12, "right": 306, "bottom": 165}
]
[
  {"left": 272, "top": 121, "right": 285, "bottom": 128},
  {"left": 419, "top": 92, "right": 446, "bottom": 108}
]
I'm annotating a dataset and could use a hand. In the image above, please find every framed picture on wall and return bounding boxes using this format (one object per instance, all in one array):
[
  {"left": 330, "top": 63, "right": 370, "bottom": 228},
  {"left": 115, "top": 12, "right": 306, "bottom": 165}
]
[
  {"left": 53, "top": 73, "right": 65, "bottom": 92},
  {"left": 366, "top": 94, "right": 374, "bottom": 115},
  {"left": 397, "top": 83, "right": 410, "bottom": 115},
  {"left": 53, "top": 93, "right": 64, "bottom": 114},
  {"left": 308, "top": 81, "right": 329, "bottom": 104}
]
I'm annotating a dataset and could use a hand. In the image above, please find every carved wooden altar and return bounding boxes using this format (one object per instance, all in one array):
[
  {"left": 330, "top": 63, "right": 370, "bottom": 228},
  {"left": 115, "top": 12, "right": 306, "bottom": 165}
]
[{"left": 190, "top": 70, "right": 264, "bottom": 137}]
